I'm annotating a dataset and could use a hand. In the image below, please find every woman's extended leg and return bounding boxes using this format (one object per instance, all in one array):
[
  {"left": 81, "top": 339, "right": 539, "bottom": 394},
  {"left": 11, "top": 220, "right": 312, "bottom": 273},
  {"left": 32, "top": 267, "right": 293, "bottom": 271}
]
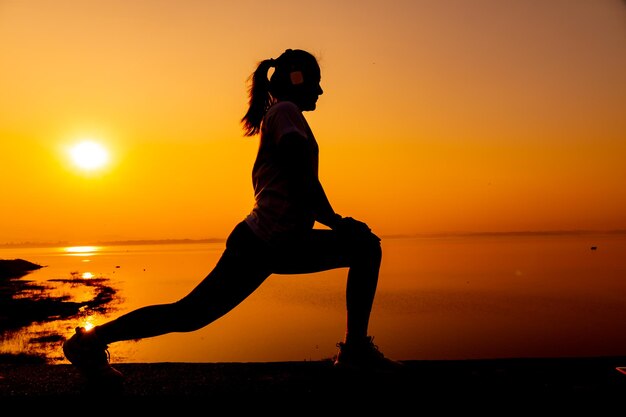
[
  {"left": 62, "top": 221, "right": 271, "bottom": 378},
  {"left": 95, "top": 221, "right": 271, "bottom": 343}
]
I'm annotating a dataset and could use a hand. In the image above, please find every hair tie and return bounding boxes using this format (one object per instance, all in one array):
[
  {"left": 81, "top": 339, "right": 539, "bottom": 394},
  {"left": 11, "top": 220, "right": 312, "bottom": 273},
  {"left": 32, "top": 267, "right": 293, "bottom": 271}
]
[{"left": 269, "top": 58, "right": 276, "bottom": 67}]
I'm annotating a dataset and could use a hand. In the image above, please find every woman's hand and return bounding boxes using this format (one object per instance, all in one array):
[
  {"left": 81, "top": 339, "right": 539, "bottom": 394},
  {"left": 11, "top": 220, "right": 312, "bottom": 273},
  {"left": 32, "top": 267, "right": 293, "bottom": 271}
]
[{"left": 334, "top": 216, "right": 381, "bottom": 242}]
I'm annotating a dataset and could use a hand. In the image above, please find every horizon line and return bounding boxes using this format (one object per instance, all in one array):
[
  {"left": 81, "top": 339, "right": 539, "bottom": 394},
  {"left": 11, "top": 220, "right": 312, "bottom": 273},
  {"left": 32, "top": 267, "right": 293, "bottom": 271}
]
[{"left": 1, "top": 229, "right": 625, "bottom": 249}]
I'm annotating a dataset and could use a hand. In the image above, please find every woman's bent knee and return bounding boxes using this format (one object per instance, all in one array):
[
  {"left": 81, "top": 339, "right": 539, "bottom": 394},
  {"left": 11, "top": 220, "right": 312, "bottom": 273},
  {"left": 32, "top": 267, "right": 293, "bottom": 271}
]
[{"left": 350, "top": 234, "right": 382, "bottom": 265}]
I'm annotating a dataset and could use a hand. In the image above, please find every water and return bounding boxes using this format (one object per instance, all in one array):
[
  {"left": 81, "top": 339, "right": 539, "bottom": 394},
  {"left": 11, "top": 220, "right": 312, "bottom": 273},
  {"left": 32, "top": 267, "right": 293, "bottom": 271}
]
[{"left": 2, "top": 233, "right": 626, "bottom": 364}]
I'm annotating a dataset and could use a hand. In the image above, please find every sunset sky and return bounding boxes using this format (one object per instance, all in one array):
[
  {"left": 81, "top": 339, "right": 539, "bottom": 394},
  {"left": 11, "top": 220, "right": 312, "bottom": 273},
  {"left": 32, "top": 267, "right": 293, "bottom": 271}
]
[{"left": 1, "top": 0, "right": 625, "bottom": 245}]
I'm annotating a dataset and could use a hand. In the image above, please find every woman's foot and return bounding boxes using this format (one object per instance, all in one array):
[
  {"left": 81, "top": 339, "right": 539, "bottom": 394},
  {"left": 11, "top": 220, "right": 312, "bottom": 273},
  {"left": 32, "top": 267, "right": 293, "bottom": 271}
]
[
  {"left": 333, "top": 336, "right": 404, "bottom": 372},
  {"left": 63, "top": 327, "right": 123, "bottom": 382}
]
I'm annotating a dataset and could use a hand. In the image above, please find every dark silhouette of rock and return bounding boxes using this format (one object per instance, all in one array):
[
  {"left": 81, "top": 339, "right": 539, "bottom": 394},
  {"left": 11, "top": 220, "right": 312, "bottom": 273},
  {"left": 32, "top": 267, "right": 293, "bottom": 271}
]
[{"left": 0, "top": 259, "right": 43, "bottom": 280}]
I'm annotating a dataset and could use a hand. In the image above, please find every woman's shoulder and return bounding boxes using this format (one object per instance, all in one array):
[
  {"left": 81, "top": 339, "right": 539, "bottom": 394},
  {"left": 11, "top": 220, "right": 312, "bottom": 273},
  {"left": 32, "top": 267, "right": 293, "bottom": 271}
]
[{"left": 263, "top": 101, "right": 309, "bottom": 139}]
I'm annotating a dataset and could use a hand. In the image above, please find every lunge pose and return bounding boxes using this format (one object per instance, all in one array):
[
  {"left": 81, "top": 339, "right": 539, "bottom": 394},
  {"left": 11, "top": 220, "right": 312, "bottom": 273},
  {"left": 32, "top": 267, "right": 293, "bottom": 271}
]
[{"left": 63, "top": 48, "right": 401, "bottom": 381}]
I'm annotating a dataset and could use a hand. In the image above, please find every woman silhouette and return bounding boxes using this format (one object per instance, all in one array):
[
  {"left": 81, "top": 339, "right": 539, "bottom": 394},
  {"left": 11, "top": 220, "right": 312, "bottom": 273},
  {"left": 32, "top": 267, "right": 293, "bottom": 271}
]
[{"left": 63, "top": 48, "right": 401, "bottom": 381}]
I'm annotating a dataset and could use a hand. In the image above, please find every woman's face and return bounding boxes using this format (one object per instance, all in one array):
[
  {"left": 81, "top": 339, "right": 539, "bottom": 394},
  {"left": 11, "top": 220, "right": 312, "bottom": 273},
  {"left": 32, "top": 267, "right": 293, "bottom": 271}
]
[{"left": 290, "top": 66, "right": 323, "bottom": 111}]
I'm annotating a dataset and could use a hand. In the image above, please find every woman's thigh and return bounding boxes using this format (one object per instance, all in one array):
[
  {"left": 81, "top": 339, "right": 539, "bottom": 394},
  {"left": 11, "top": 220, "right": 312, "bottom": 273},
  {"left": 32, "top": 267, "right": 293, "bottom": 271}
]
[
  {"left": 179, "top": 222, "right": 273, "bottom": 308},
  {"left": 270, "top": 229, "right": 351, "bottom": 274}
]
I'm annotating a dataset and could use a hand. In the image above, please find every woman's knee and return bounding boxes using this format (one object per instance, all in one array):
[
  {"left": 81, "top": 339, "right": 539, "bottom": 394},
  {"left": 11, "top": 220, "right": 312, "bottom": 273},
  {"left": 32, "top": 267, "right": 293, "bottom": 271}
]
[
  {"left": 368, "top": 237, "right": 383, "bottom": 262},
  {"left": 350, "top": 234, "right": 382, "bottom": 264}
]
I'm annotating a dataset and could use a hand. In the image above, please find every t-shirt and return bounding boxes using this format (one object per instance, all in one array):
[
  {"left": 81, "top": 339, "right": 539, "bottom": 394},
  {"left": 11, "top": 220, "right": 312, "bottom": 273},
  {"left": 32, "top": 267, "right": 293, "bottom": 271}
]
[{"left": 245, "top": 101, "right": 319, "bottom": 243}]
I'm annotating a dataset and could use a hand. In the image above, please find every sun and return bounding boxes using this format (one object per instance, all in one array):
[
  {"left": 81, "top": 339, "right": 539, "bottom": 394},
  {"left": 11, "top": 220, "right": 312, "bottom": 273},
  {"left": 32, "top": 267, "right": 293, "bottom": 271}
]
[{"left": 69, "top": 140, "right": 109, "bottom": 170}]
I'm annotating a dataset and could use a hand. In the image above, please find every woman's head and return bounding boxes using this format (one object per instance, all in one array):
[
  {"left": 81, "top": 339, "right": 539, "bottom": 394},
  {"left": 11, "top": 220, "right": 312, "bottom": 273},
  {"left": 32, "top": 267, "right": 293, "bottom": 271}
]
[
  {"left": 241, "top": 49, "right": 323, "bottom": 136},
  {"left": 269, "top": 49, "right": 322, "bottom": 110}
]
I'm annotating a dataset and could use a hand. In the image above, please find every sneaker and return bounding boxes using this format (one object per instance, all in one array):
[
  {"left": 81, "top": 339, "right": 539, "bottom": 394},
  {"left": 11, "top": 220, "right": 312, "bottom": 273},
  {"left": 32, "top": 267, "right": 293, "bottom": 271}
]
[
  {"left": 333, "top": 336, "right": 404, "bottom": 372},
  {"left": 63, "top": 326, "right": 123, "bottom": 382}
]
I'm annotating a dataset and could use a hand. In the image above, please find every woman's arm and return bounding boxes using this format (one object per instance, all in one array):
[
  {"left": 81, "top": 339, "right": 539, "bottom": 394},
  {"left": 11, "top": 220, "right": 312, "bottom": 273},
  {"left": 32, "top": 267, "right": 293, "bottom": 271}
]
[
  {"left": 278, "top": 132, "right": 380, "bottom": 240},
  {"left": 277, "top": 132, "right": 342, "bottom": 229},
  {"left": 311, "top": 177, "right": 343, "bottom": 229}
]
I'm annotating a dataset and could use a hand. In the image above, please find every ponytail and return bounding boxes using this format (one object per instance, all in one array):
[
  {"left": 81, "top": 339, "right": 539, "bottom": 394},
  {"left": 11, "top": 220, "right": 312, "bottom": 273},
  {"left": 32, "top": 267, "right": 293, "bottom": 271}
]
[{"left": 241, "top": 59, "right": 275, "bottom": 137}]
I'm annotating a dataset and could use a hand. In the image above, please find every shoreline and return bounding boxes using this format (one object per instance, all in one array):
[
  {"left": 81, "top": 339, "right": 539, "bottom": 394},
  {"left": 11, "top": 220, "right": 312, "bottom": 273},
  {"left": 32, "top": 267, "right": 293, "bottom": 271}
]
[{"left": 3, "top": 260, "right": 626, "bottom": 405}]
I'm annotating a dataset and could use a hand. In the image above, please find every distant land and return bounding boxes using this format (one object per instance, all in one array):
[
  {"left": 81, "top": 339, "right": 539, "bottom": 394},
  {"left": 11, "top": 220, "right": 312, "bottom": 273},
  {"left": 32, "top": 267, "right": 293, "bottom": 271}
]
[
  {"left": 0, "top": 237, "right": 226, "bottom": 249},
  {"left": 1, "top": 229, "right": 625, "bottom": 249}
]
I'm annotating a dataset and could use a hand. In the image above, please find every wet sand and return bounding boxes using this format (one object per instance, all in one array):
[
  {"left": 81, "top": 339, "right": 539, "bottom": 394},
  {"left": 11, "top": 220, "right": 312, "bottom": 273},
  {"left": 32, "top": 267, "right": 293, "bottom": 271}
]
[{"left": 1, "top": 357, "right": 625, "bottom": 409}]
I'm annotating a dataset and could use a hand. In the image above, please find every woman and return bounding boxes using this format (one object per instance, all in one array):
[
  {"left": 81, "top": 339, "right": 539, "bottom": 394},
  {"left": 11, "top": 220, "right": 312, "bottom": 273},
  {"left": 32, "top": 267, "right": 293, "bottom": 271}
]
[{"left": 63, "top": 49, "right": 401, "bottom": 381}]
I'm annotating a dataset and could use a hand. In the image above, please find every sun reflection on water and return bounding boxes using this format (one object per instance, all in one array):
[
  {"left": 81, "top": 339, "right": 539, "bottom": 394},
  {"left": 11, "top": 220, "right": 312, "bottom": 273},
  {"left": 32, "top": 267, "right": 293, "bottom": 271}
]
[
  {"left": 64, "top": 246, "right": 100, "bottom": 256},
  {"left": 82, "top": 320, "right": 96, "bottom": 332}
]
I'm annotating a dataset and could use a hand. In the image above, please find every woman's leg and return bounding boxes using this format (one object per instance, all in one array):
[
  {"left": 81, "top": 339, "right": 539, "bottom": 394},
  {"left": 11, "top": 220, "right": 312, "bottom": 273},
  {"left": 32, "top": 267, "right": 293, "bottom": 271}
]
[
  {"left": 94, "top": 221, "right": 272, "bottom": 344},
  {"left": 270, "top": 228, "right": 382, "bottom": 344},
  {"left": 270, "top": 228, "right": 400, "bottom": 370},
  {"left": 62, "top": 221, "right": 272, "bottom": 378}
]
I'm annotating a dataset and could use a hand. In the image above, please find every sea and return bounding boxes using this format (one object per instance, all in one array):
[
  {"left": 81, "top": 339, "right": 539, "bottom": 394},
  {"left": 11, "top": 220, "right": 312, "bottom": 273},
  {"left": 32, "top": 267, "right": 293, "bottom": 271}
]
[{"left": 2, "top": 232, "right": 626, "bottom": 365}]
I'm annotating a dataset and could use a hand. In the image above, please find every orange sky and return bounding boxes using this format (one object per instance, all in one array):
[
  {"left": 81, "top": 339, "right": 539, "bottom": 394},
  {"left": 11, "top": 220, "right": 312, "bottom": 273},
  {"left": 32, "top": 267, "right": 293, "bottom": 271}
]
[{"left": 1, "top": 0, "right": 625, "bottom": 245}]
